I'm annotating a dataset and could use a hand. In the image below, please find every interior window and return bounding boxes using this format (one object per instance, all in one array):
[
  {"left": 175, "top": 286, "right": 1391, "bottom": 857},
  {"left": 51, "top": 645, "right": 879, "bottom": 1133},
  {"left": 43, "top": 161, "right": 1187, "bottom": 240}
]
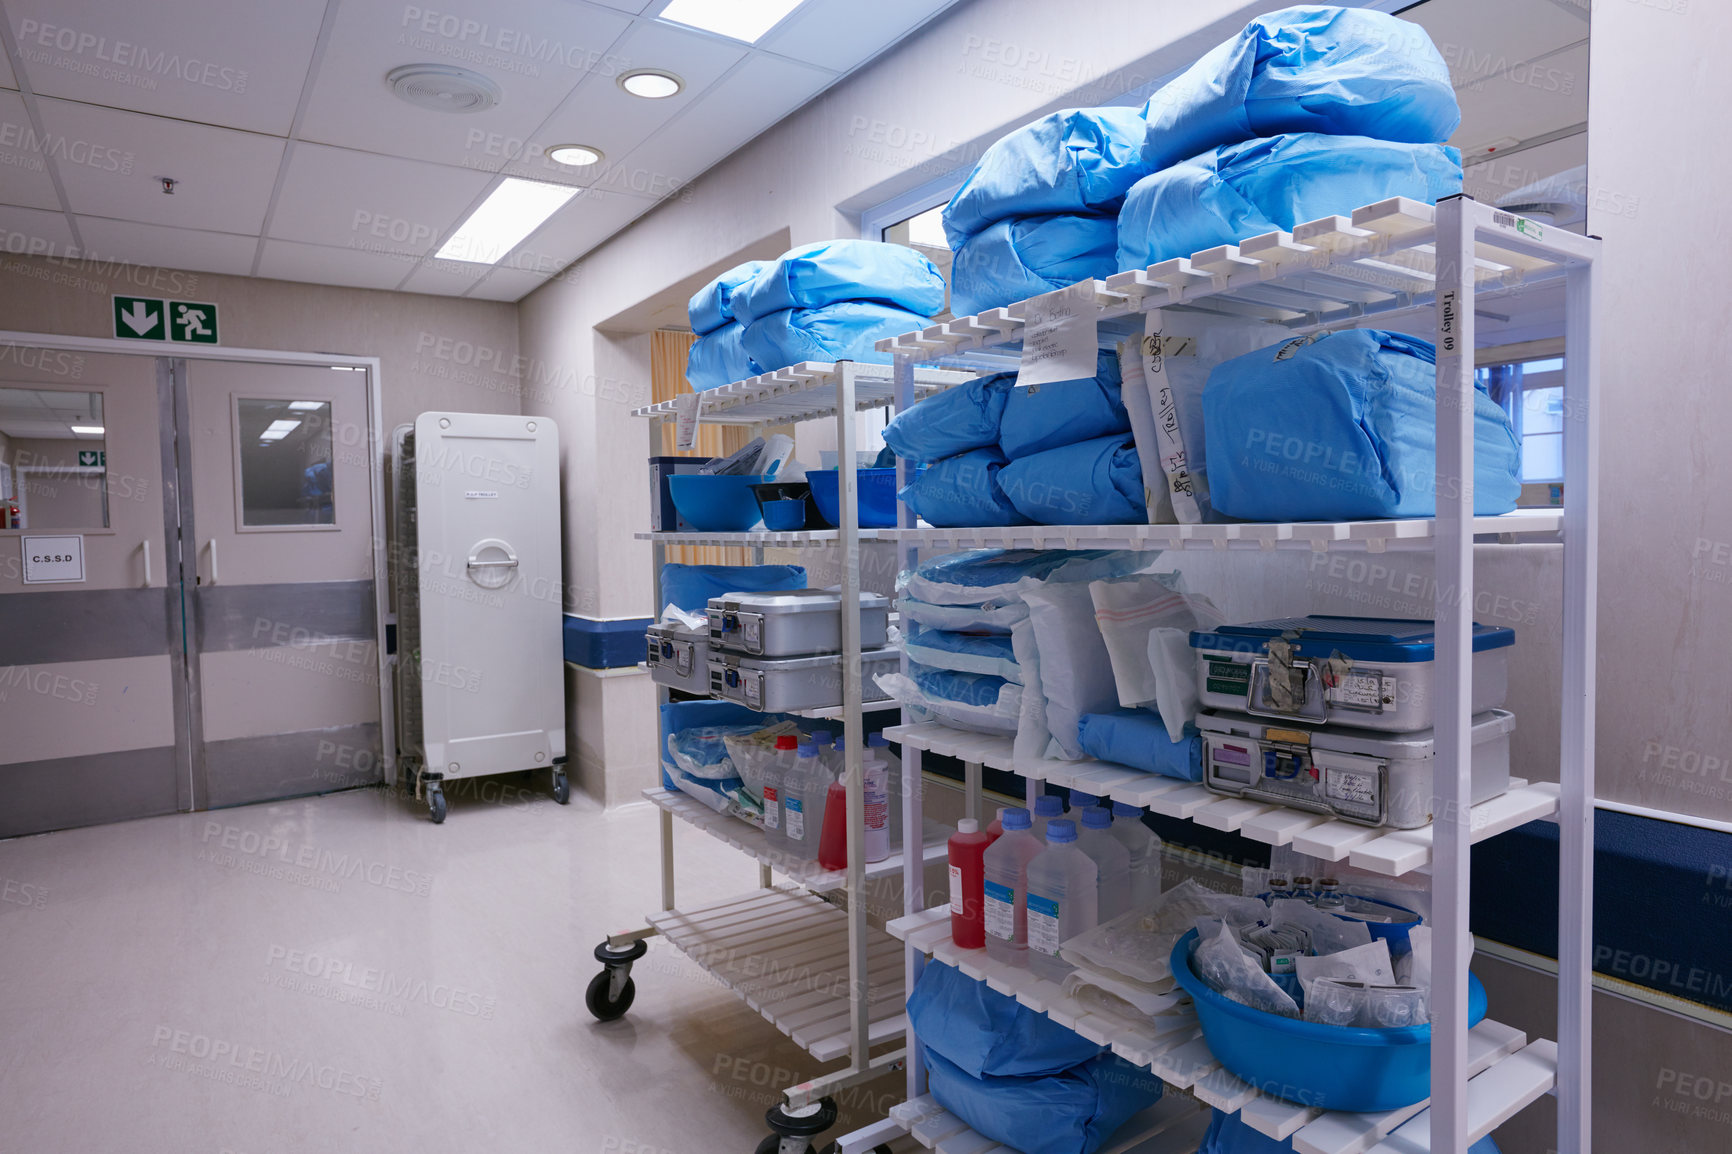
[
  {"left": 0, "top": 387, "right": 109, "bottom": 530},
  {"left": 1477, "top": 357, "right": 1564, "bottom": 484},
  {"left": 235, "top": 398, "right": 336, "bottom": 527}
]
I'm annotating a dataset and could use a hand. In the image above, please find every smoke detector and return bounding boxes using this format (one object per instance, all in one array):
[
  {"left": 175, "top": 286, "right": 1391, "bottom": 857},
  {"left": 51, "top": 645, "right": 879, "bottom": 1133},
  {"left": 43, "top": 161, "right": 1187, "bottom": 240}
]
[{"left": 386, "top": 64, "right": 501, "bottom": 114}]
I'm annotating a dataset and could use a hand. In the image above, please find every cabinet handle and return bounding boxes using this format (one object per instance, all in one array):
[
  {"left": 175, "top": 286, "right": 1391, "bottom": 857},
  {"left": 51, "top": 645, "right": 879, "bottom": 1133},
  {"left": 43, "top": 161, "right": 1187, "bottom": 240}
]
[
  {"left": 142, "top": 539, "right": 152, "bottom": 587},
  {"left": 209, "top": 538, "right": 219, "bottom": 585}
]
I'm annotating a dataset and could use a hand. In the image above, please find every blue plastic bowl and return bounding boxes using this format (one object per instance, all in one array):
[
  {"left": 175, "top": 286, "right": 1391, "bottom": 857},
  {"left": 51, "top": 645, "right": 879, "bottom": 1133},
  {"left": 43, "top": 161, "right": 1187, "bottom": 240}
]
[
  {"left": 760, "top": 499, "right": 807, "bottom": 531},
  {"left": 667, "top": 473, "right": 771, "bottom": 532},
  {"left": 1171, "top": 929, "right": 1487, "bottom": 1112},
  {"left": 808, "top": 468, "right": 899, "bottom": 528}
]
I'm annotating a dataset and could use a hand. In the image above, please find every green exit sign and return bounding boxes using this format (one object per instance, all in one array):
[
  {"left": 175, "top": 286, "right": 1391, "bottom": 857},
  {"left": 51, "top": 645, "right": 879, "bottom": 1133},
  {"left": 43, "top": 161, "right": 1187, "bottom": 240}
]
[
  {"left": 112, "top": 295, "right": 219, "bottom": 344},
  {"left": 77, "top": 450, "right": 105, "bottom": 467}
]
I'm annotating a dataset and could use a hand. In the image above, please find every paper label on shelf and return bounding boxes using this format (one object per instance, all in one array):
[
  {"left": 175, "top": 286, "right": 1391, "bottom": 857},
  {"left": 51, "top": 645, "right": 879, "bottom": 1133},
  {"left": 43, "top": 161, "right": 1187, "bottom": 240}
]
[
  {"left": 672, "top": 391, "right": 702, "bottom": 451},
  {"left": 762, "top": 787, "right": 780, "bottom": 831},
  {"left": 1025, "top": 893, "right": 1061, "bottom": 956},
  {"left": 1016, "top": 281, "right": 1098, "bottom": 388},
  {"left": 1142, "top": 311, "right": 1203, "bottom": 523},
  {"left": 784, "top": 796, "right": 804, "bottom": 840},
  {"left": 984, "top": 881, "right": 1016, "bottom": 940},
  {"left": 949, "top": 865, "right": 964, "bottom": 914}
]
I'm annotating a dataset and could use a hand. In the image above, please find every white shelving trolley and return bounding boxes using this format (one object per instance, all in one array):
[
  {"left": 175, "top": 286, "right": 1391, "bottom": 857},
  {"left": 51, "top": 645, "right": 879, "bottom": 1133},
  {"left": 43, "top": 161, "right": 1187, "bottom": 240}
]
[
  {"left": 594, "top": 361, "right": 978, "bottom": 1153},
  {"left": 827, "top": 194, "right": 1599, "bottom": 1154}
]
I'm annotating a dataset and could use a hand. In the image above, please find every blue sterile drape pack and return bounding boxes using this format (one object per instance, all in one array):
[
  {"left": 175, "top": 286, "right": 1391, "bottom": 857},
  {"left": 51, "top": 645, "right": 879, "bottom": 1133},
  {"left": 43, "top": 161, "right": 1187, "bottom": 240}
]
[
  {"left": 1202, "top": 329, "right": 1522, "bottom": 520},
  {"left": 685, "top": 322, "right": 764, "bottom": 392},
  {"left": 1077, "top": 708, "right": 1204, "bottom": 782},
  {"left": 687, "top": 259, "right": 770, "bottom": 334},
  {"left": 998, "top": 349, "right": 1129, "bottom": 458},
  {"left": 882, "top": 370, "right": 1015, "bottom": 463},
  {"left": 658, "top": 563, "right": 806, "bottom": 616},
  {"left": 741, "top": 300, "right": 935, "bottom": 369},
  {"left": 904, "top": 627, "right": 1024, "bottom": 683},
  {"left": 949, "top": 212, "right": 1120, "bottom": 319},
  {"left": 898, "top": 447, "right": 1028, "bottom": 528},
  {"left": 998, "top": 434, "right": 1146, "bottom": 526},
  {"left": 731, "top": 239, "right": 947, "bottom": 322}
]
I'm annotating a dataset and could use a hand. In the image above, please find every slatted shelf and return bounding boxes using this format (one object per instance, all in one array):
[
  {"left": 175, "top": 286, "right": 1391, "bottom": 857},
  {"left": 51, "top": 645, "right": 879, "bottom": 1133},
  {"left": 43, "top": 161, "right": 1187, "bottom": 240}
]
[
  {"left": 634, "top": 528, "right": 882, "bottom": 548},
  {"left": 887, "top": 1090, "right": 1213, "bottom": 1154},
  {"left": 647, "top": 885, "right": 907, "bottom": 1063},
  {"left": 643, "top": 787, "right": 952, "bottom": 894},
  {"left": 630, "top": 361, "right": 976, "bottom": 425}
]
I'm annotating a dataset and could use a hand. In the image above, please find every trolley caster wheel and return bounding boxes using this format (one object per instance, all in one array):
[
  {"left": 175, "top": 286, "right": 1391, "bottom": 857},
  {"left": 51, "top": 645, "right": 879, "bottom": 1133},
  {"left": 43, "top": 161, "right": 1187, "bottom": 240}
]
[
  {"left": 585, "top": 969, "right": 636, "bottom": 1021},
  {"left": 765, "top": 1098, "right": 838, "bottom": 1141},
  {"left": 426, "top": 785, "right": 446, "bottom": 824},
  {"left": 552, "top": 770, "right": 570, "bottom": 805},
  {"left": 754, "top": 1137, "right": 814, "bottom": 1154},
  {"left": 593, "top": 939, "right": 648, "bottom": 967}
]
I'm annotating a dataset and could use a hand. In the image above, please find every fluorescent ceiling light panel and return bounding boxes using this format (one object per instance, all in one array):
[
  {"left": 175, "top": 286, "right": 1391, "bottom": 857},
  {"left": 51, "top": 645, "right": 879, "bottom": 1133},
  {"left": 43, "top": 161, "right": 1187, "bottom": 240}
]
[
  {"left": 262, "top": 419, "right": 301, "bottom": 437},
  {"left": 70, "top": 425, "right": 105, "bottom": 434},
  {"left": 660, "top": 0, "right": 805, "bottom": 43},
  {"left": 288, "top": 401, "right": 327, "bottom": 410},
  {"left": 437, "top": 178, "right": 579, "bottom": 265}
]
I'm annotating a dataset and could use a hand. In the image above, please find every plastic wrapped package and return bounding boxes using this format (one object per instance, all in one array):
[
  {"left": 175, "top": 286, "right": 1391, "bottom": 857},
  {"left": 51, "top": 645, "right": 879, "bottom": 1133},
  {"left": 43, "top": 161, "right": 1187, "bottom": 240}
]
[
  {"left": 688, "top": 260, "right": 771, "bottom": 334},
  {"left": 1139, "top": 6, "right": 1459, "bottom": 173},
  {"left": 998, "top": 349, "right": 1128, "bottom": 459},
  {"left": 1011, "top": 617, "right": 1051, "bottom": 763},
  {"left": 741, "top": 301, "right": 933, "bottom": 371},
  {"left": 882, "top": 371, "right": 1014, "bottom": 463},
  {"left": 1203, "top": 329, "right": 1522, "bottom": 520},
  {"left": 876, "top": 663, "right": 1022, "bottom": 736},
  {"left": 1303, "top": 979, "right": 1428, "bottom": 1028},
  {"left": 731, "top": 239, "right": 945, "bottom": 323},
  {"left": 1076, "top": 709, "right": 1202, "bottom": 782},
  {"left": 901, "top": 549, "right": 1148, "bottom": 607},
  {"left": 907, "top": 961, "right": 1103, "bottom": 1078},
  {"left": 1269, "top": 899, "right": 1373, "bottom": 957},
  {"left": 658, "top": 563, "right": 806, "bottom": 617},
  {"left": 1193, "top": 918, "right": 1300, "bottom": 1017},
  {"left": 942, "top": 107, "right": 1154, "bottom": 248},
  {"left": 924, "top": 1049, "right": 1163, "bottom": 1154},
  {"left": 997, "top": 435, "right": 1146, "bottom": 526},
  {"left": 949, "top": 212, "right": 1119, "bottom": 319},
  {"left": 904, "top": 627, "right": 1023, "bottom": 684},
  {"left": 1021, "top": 580, "right": 1121, "bottom": 761},
  {"left": 898, "top": 595, "right": 1029, "bottom": 635},
  {"left": 1196, "top": 1110, "right": 1501, "bottom": 1154},
  {"left": 685, "top": 321, "right": 764, "bottom": 391},
  {"left": 666, "top": 725, "right": 761, "bottom": 781},
  {"left": 1117, "top": 133, "right": 1462, "bottom": 272},
  {"left": 898, "top": 447, "right": 1030, "bottom": 528},
  {"left": 1294, "top": 939, "right": 1395, "bottom": 1002},
  {"left": 1089, "top": 573, "right": 1223, "bottom": 716}
]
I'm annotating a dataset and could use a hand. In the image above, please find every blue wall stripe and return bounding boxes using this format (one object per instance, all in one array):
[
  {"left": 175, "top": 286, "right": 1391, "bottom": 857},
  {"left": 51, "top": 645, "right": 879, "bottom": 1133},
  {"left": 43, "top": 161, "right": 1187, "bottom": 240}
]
[{"left": 564, "top": 615, "right": 653, "bottom": 669}]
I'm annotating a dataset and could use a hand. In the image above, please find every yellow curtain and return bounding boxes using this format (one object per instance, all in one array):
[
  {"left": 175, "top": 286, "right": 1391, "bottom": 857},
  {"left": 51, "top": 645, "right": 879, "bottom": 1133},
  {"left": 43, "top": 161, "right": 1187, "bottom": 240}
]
[{"left": 651, "top": 329, "right": 750, "bottom": 566}]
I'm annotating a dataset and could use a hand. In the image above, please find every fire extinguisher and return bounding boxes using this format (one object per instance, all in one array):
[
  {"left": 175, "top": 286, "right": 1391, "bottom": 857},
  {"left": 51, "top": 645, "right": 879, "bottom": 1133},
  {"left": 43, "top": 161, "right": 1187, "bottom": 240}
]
[{"left": 3, "top": 502, "right": 16, "bottom": 529}]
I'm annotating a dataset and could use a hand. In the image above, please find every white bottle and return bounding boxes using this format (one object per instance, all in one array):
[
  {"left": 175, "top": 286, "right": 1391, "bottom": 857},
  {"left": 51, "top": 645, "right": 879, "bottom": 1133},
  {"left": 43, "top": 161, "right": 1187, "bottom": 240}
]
[
  {"left": 782, "top": 741, "right": 823, "bottom": 860},
  {"left": 862, "top": 749, "right": 890, "bottom": 863},
  {"left": 867, "top": 733, "right": 904, "bottom": 851},
  {"left": 982, "top": 807, "right": 1043, "bottom": 968},
  {"left": 1076, "top": 806, "right": 1131, "bottom": 922},
  {"left": 1024, "top": 819, "right": 1098, "bottom": 982},
  {"left": 1109, "top": 802, "right": 1164, "bottom": 909},
  {"left": 1031, "top": 794, "right": 1065, "bottom": 843},
  {"left": 760, "top": 735, "right": 798, "bottom": 854}
]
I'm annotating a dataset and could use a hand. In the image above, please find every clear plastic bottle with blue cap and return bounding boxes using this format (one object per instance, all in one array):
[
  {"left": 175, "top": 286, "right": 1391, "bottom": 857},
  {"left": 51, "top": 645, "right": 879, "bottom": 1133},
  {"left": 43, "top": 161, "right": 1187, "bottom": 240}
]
[
  {"left": 782, "top": 740, "right": 825, "bottom": 861},
  {"left": 1109, "top": 801, "right": 1164, "bottom": 908},
  {"left": 1069, "top": 790, "right": 1100, "bottom": 811},
  {"left": 811, "top": 730, "right": 838, "bottom": 777},
  {"left": 1025, "top": 818, "right": 1098, "bottom": 981},
  {"left": 1031, "top": 794, "right": 1065, "bottom": 842},
  {"left": 1077, "top": 806, "right": 1131, "bottom": 921},
  {"left": 982, "top": 807, "right": 1042, "bottom": 967}
]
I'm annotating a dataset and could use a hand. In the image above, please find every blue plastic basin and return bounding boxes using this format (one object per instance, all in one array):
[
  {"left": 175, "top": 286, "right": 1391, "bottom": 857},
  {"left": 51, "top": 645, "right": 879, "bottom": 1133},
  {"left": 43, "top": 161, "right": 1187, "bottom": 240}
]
[
  {"left": 1170, "top": 929, "right": 1487, "bottom": 1113},
  {"left": 760, "top": 499, "right": 807, "bottom": 531},
  {"left": 667, "top": 473, "right": 771, "bottom": 532},
  {"left": 808, "top": 468, "right": 899, "bottom": 528}
]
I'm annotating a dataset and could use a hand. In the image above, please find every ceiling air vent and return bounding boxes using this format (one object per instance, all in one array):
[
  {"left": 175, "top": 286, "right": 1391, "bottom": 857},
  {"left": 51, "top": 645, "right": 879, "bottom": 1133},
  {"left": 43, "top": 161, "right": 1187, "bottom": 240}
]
[{"left": 386, "top": 64, "right": 501, "bottom": 114}]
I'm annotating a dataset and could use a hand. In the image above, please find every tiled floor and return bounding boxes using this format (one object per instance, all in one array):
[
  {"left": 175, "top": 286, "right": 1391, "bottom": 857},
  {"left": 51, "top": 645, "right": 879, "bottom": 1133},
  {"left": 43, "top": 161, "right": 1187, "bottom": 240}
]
[{"left": 0, "top": 776, "right": 905, "bottom": 1154}]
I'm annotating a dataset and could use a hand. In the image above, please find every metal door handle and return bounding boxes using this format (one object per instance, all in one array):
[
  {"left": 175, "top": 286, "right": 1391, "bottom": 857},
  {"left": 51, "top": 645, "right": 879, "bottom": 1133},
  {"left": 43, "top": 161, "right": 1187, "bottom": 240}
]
[
  {"left": 208, "top": 538, "right": 219, "bottom": 585},
  {"left": 142, "top": 539, "right": 152, "bottom": 587},
  {"left": 467, "top": 554, "right": 519, "bottom": 569}
]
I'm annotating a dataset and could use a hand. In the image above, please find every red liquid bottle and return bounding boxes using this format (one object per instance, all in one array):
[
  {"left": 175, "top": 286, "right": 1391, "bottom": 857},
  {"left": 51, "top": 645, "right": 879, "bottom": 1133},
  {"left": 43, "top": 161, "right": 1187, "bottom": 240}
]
[
  {"left": 816, "top": 777, "right": 850, "bottom": 871},
  {"left": 948, "top": 818, "right": 994, "bottom": 949}
]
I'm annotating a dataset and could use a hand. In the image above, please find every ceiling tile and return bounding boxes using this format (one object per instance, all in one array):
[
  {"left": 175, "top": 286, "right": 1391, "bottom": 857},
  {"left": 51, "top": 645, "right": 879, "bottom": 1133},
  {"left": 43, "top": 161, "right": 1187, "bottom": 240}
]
[
  {"left": 759, "top": 0, "right": 948, "bottom": 73},
  {"left": 1400, "top": 0, "right": 1586, "bottom": 95},
  {"left": 73, "top": 217, "right": 258, "bottom": 276},
  {"left": 5, "top": 0, "right": 324, "bottom": 134},
  {"left": 465, "top": 266, "right": 550, "bottom": 301},
  {"left": 257, "top": 238, "right": 421, "bottom": 291},
  {"left": 0, "top": 204, "right": 76, "bottom": 256},
  {"left": 499, "top": 186, "right": 658, "bottom": 272},
  {"left": 35, "top": 97, "right": 284, "bottom": 233},
  {"left": 0, "top": 91, "right": 65, "bottom": 211},
  {"left": 1452, "top": 40, "right": 1587, "bottom": 154},
  {"left": 0, "top": 43, "right": 15, "bottom": 90},
  {"left": 296, "top": 0, "right": 635, "bottom": 170},
  {"left": 398, "top": 255, "right": 497, "bottom": 296},
  {"left": 268, "top": 142, "right": 492, "bottom": 255},
  {"left": 619, "top": 53, "right": 832, "bottom": 189},
  {"left": 499, "top": 18, "right": 750, "bottom": 188},
  {"left": 583, "top": 0, "right": 660, "bottom": 13}
]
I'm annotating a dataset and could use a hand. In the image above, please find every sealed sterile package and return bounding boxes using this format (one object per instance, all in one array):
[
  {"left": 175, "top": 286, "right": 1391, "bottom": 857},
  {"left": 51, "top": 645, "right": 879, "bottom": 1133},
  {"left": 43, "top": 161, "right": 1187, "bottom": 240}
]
[
  {"left": 1203, "top": 328, "right": 1521, "bottom": 520},
  {"left": 901, "top": 549, "right": 1148, "bottom": 607},
  {"left": 1022, "top": 580, "right": 1120, "bottom": 760},
  {"left": 1192, "top": 918, "right": 1300, "bottom": 1017},
  {"left": 1116, "top": 134, "right": 1461, "bottom": 273},
  {"left": 925, "top": 1049, "right": 1163, "bottom": 1154},
  {"left": 1270, "top": 899, "right": 1373, "bottom": 958},
  {"left": 898, "top": 447, "right": 1030, "bottom": 528},
  {"left": 1059, "top": 880, "right": 1228, "bottom": 987},
  {"left": 1089, "top": 573, "right": 1224, "bottom": 711},
  {"left": 685, "top": 321, "right": 764, "bottom": 391},
  {"left": 875, "top": 666, "right": 1022, "bottom": 736},
  {"left": 882, "top": 371, "right": 1014, "bottom": 463},
  {"left": 904, "top": 627, "right": 1024, "bottom": 684},
  {"left": 907, "top": 960, "right": 1103, "bottom": 1078},
  {"left": 665, "top": 725, "right": 760, "bottom": 781},
  {"left": 1077, "top": 709, "right": 1202, "bottom": 781},
  {"left": 659, "top": 563, "right": 806, "bottom": 617},
  {"left": 1011, "top": 617, "right": 1052, "bottom": 763},
  {"left": 742, "top": 300, "right": 933, "bottom": 371},
  {"left": 1295, "top": 939, "right": 1395, "bottom": 1002},
  {"left": 997, "top": 349, "right": 1127, "bottom": 459},
  {"left": 731, "top": 239, "right": 946, "bottom": 323},
  {"left": 1397, "top": 925, "right": 1434, "bottom": 991},
  {"left": 1303, "top": 979, "right": 1429, "bottom": 1029},
  {"left": 1062, "top": 968, "right": 1187, "bottom": 1019},
  {"left": 1140, "top": 6, "right": 1459, "bottom": 173},
  {"left": 948, "top": 212, "right": 1119, "bottom": 319},
  {"left": 688, "top": 260, "right": 772, "bottom": 334},
  {"left": 899, "top": 595, "right": 1028, "bottom": 635},
  {"left": 997, "top": 435, "right": 1147, "bottom": 526},
  {"left": 942, "top": 106, "right": 1154, "bottom": 248}
]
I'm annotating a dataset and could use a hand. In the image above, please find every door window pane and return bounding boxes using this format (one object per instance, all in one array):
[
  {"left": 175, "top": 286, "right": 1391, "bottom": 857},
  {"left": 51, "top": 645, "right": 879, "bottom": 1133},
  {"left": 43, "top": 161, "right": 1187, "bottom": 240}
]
[
  {"left": 0, "top": 387, "right": 108, "bottom": 529},
  {"left": 236, "top": 398, "right": 335, "bottom": 527}
]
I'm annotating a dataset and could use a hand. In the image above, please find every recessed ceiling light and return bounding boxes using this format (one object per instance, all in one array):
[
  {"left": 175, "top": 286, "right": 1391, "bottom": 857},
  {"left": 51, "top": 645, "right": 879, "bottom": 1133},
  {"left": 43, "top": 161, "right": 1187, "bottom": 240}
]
[
  {"left": 437, "top": 178, "right": 579, "bottom": 264},
  {"left": 619, "top": 69, "right": 683, "bottom": 99},
  {"left": 547, "top": 144, "right": 604, "bottom": 167},
  {"left": 288, "top": 401, "right": 327, "bottom": 410},
  {"left": 386, "top": 64, "right": 502, "bottom": 114},
  {"left": 659, "top": 0, "right": 805, "bottom": 43},
  {"left": 70, "top": 425, "right": 104, "bottom": 435}
]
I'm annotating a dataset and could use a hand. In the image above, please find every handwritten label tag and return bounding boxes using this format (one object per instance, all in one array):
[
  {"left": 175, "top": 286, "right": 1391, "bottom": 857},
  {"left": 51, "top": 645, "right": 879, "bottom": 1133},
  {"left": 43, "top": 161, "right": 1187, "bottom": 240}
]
[
  {"left": 672, "top": 391, "right": 702, "bottom": 451},
  {"left": 1016, "top": 280, "right": 1099, "bottom": 387},
  {"left": 1142, "top": 310, "right": 1204, "bottom": 523}
]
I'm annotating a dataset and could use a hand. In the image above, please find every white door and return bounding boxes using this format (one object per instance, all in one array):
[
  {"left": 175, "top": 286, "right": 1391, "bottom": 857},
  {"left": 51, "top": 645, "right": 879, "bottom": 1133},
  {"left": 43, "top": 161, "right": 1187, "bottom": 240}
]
[{"left": 182, "top": 359, "right": 385, "bottom": 806}]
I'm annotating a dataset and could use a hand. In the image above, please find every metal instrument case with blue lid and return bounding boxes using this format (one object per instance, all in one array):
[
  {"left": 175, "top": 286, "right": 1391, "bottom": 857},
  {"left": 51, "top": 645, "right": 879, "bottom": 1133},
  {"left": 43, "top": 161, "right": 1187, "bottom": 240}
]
[
  {"left": 1188, "top": 615, "right": 1513, "bottom": 733},
  {"left": 646, "top": 621, "right": 710, "bottom": 694}
]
